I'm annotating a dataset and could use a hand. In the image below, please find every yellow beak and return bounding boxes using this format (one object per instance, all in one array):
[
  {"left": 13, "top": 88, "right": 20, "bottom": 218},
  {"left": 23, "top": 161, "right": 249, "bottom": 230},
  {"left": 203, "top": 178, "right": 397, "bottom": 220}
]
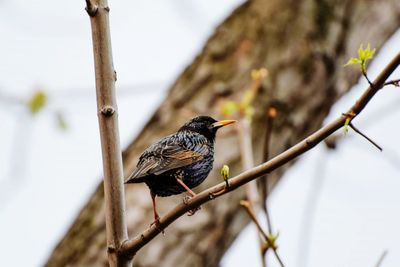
[{"left": 211, "top": 119, "right": 237, "bottom": 128}]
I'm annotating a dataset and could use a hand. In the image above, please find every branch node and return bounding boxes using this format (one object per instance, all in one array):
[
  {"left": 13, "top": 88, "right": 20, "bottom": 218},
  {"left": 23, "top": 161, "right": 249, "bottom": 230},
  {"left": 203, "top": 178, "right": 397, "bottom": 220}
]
[
  {"left": 107, "top": 245, "right": 116, "bottom": 254},
  {"left": 305, "top": 138, "right": 314, "bottom": 147},
  {"left": 85, "top": 0, "right": 98, "bottom": 17},
  {"left": 101, "top": 105, "right": 115, "bottom": 116},
  {"left": 342, "top": 111, "right": 356, "bottom": 120},
  {"left": 104, "top": 6, "right": 110, "bottom": 12}
]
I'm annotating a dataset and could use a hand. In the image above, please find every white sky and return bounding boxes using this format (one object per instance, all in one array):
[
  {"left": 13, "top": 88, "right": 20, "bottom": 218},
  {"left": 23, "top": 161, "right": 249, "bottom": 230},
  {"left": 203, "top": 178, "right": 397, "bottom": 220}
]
[{"left": 0, "top": 1, "right": 399, "bottom": 267}]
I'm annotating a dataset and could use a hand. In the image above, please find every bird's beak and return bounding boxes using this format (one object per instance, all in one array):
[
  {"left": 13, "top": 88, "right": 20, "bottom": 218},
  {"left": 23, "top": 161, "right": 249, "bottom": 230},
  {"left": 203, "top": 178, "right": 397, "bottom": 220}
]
[{"left": 211, "top": 119, "right": 237, "bottom": 129}]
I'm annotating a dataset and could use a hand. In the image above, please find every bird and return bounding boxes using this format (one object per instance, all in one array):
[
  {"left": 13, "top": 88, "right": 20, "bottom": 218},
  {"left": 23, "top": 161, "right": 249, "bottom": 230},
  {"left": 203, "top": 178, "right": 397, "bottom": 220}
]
[{"left": 125, "top": 116, "right": 236, "bottom": 225}]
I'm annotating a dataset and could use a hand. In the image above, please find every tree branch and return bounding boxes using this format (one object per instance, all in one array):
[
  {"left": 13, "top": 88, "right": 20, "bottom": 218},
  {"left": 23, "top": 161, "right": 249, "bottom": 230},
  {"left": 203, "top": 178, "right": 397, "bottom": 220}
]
[
  {"left": 349, "top": 122, "right": 382, "bottom": 151},
  {"left": 383, "top": 78, "right": 399, "bottom": 87},
  {"left": 86, "top": 0, "right": 130, "bottom": 266},
  {"left": 374, "top": 250, "right": 388, "bottom": 267},
  {"left": 236, "top": 120, "right": 266, "bottom": 266},
  {"left": 121, "top": 52, "right": 400, "bottom": 259},
  {"left": 240, "top": 200, "right": 285, "bottom": 267},
  {"left": 260, "top": 107, "right": 278, "bottom": 266},
  {"left": 260, "top": 107, "right": 277, "bottom": 235}
]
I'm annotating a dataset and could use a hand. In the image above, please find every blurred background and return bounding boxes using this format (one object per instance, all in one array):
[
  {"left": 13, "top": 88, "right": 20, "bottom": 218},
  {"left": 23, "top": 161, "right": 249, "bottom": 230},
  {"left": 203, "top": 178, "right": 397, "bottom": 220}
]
[{"left": 1, "top": 0, "right": 399, "bottom": 266}]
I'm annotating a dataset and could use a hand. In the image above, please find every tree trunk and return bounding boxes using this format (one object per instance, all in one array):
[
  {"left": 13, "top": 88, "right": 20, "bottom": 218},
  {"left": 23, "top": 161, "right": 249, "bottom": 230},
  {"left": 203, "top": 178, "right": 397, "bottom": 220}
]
[{"left": 45, "top": 0, "right": 400, "bottom": 266}]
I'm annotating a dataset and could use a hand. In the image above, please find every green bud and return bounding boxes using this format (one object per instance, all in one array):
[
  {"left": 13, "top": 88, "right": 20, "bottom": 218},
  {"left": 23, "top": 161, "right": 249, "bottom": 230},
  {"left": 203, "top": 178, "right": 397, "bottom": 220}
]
[
  {"left": 28, "top": 90, "right": 47, "bottom": 114},
  {"left": 221, "top": 165, "right": 230, "bottom": 181}
]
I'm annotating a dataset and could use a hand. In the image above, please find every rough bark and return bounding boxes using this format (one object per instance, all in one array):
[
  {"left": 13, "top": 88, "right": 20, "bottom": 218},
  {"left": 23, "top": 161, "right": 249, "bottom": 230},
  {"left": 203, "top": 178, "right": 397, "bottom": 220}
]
[{"left": 45, "top": 0, "right": 400, "bottom": 266}]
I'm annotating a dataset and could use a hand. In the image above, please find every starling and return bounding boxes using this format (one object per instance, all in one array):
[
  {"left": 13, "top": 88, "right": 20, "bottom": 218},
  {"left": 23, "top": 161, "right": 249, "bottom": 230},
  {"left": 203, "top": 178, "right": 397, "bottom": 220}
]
[{"left": 125, "top": 116, "right": 236, "bottom": 224}]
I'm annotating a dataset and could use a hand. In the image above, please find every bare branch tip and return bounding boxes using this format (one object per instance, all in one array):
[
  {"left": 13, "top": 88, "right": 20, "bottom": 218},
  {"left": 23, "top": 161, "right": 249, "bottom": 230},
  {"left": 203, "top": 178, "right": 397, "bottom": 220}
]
[
  {"left": 349, "top": 123, "right": 382, "bottom": 151},
  {"left": 383, "top": 78, "right": 400, "bottom": 87}
]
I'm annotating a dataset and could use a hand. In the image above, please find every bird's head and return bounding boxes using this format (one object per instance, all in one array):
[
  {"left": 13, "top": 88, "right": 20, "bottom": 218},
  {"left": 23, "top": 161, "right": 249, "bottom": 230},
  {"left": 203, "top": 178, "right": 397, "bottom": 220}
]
[{"left": 179, "top": 116, "right": 236, "bottom": 141}]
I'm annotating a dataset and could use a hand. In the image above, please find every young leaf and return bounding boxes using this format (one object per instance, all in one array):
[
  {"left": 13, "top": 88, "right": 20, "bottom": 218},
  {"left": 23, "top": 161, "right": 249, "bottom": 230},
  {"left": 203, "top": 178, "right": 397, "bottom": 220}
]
[
  {"left": 343, "top": 117, "right": 351, "bottom": 134},
  {"left": 266, "top": 232, "right": 279, "bottom": 249},
  {"left": 241, "top": 90, "right": 255, "bottom": 108},
  {"left": 27, "top": 90, "right": 47, "bottom": 114},
  {"left": 344, "top": 43, "right": 376, "bottom": 74},
  {"left": 220, "top": 100, "right": 240, "bottom": 117},
  {"left": 344, "top": 57, "right": 361, "bottom": 66},
  {"left": 358, "top": 43, "right": 376, "bottom": 63}
]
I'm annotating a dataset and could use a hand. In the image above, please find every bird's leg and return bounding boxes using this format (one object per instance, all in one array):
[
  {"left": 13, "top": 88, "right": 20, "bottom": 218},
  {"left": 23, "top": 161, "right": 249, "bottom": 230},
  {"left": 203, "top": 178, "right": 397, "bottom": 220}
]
[
  {"left": 149, "top": 191, "right": 161, "bottom": 226},
  {"left": 175, "top": 178, "right": 201, "bottom": 216},
  {"left": 176, "top": 178, "right": 197, "bottom": 197}
]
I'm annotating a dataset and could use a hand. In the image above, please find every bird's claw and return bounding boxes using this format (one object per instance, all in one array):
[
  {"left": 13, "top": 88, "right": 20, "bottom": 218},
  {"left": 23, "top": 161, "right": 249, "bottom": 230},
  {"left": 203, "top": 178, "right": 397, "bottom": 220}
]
[
  {"left": 150, "top": 218, "right": 165, "bottom": 235},
  {"left": 182, "top": 195, "right": 192, "bottom": 204},
  {"left": 150, "top": 218, "right": 160, "bottom": 227},
  {"left": 182, "top": 195, "right": 201, "bottom": 216},
  {"left": 187, "top": 206, "right": 201, "bottom": 216}
]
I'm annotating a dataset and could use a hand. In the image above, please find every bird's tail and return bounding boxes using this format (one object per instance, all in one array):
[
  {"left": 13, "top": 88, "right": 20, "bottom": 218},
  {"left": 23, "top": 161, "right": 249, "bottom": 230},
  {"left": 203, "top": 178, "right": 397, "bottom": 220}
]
[{"left": 124, "top": 169, "right": 146, "bottom": 184}]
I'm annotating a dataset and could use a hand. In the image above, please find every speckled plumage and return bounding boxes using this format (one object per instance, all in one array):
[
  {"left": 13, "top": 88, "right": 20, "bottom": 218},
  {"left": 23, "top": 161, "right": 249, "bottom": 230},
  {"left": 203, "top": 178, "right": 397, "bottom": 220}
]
[
  {"left": 125, "top": 116, "right": 235, "bottom": 222},
  {"left": 137, "top": 130, "right": 214, "bottom": 196}
]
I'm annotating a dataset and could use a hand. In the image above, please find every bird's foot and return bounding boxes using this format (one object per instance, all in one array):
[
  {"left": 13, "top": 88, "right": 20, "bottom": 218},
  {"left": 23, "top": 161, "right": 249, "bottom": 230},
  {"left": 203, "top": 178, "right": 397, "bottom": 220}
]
[
  {"left": 150, "top": 218, "right": 165, "bottom": 235},
  {"left": 182, "top": 195, "right": 192, "bottom": 204},
  {"left": 187, "top": 206, "right": 201, "bottom": 216},
  {"left": 150, "top": 217, "right": 160, "bottom": 227},
  {"left": 182, "top": 194, "right": 201, "bottom": 216}
]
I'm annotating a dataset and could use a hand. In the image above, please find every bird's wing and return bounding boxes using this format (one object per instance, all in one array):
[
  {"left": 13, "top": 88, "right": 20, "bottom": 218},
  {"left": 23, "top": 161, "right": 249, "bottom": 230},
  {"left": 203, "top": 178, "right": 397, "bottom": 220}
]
[
  {"left": 126, "top": 142, "right": 208, "bottom": 182},
  {"left": 151, "top": 145, "right": 206, "bottom": 175}
]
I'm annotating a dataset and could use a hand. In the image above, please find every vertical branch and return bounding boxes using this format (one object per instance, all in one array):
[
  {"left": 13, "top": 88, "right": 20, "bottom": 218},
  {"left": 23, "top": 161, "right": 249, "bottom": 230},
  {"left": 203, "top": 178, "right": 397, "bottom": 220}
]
[
  {"left": 258, "top": 107, "right": 277, "bottom": 266},
  {"left": 260, "top": 107, "right": 277, "bottom": 233},
  {"left": 236, "top": 120, "right": 265, "bottom": 266},
  {"left": 240, "top": 200, "right": 285, "bottom": 267},
  {"left": 234, "top": 68, "right": 271, "bottom": 266},
  {"left": 374, "top": 250, "right": 388, "bottom": 267},
  {"left": 296, "top": 150, "right": 327, "bottom": 267},
  {"left": 85, "top": 1, "right": 130, "bottom": 266},
  {"left": 237, "top": 120, "right": 258, "bottom": 205}
]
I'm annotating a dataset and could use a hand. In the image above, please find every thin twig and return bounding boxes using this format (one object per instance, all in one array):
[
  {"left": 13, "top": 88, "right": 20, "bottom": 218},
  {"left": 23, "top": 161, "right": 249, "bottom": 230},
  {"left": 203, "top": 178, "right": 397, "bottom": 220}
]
[
  {"left": 259, "top": 107, "right": 277, "bottom": 266},
  {"left": 261, "top": 107, "right": 277, "bottom": 234},
  {"left": 374, "top": 250, "right": 388, "bottom": 267},
  {"left": 240, "top": 200, "right": 285, "bottom": 267},
  {"left": 296, "top": 150, "right": 327, "bottom": 267},
  {"left": 236, "top": 120, "right": 266, "bottom": 266},
  {"left": 120, "top": 52, "right": 400, "bottom": 259},
  {"left": 236, "top": 120, "right": 258, "bottom": 205},
  {"left": 349, "top": 122, "right": 382, "bottom": 151},
  {"left": 362, "top": 71, "right": 374, "bottom": 88},
  {"left": 383, "top": 78, "right": 399, "bottom": 87}
]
